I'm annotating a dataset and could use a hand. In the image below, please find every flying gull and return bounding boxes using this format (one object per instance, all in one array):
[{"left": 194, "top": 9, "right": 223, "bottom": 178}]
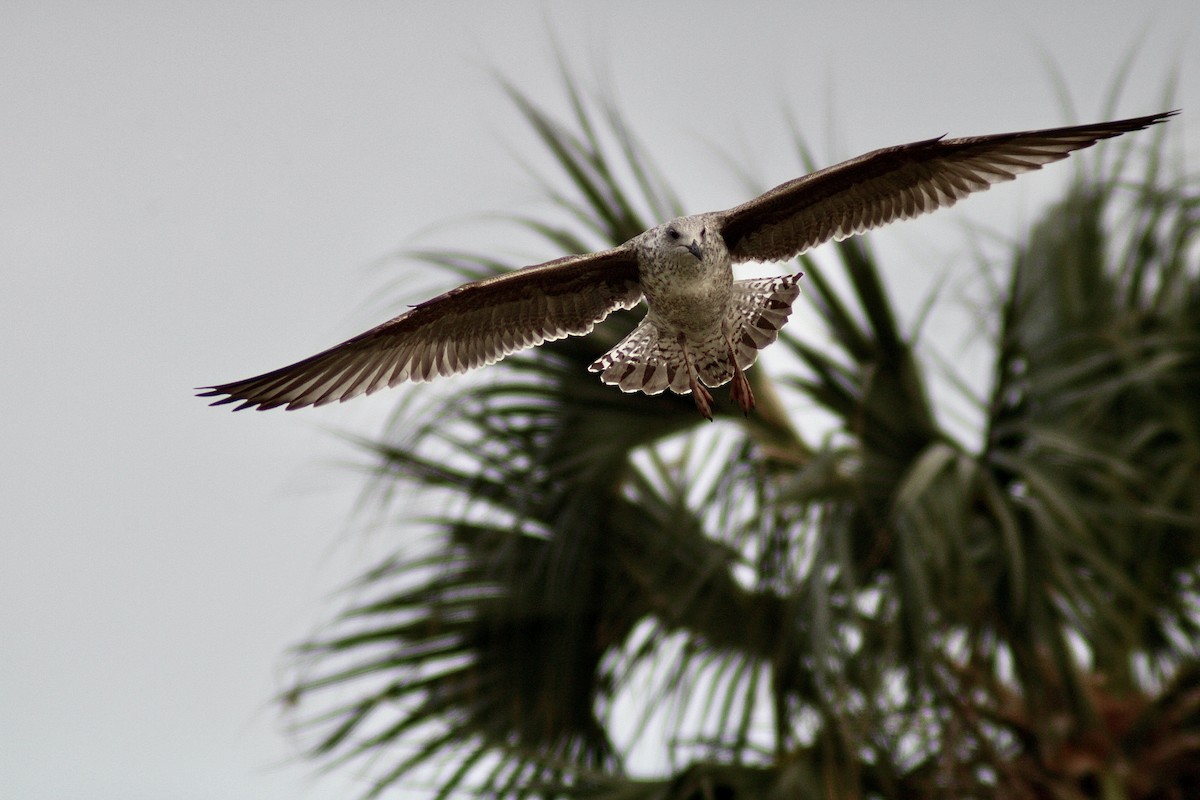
[{"left": 200, "top": 111, "right": 1175, "bottom": 419}]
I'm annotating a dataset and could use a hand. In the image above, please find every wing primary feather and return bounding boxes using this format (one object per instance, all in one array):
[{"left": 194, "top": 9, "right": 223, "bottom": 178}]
[
  {"left": 202, "top": 112, "right": 1173, "bottom": 412},
  {"left": 200, "top": 245, "right": 642, "bottom": 410},
  {"left": 718, "top": 110, "right": 1176, "bottom": 263}
]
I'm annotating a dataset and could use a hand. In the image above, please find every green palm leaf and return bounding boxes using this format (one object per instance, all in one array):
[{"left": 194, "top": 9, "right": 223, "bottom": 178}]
[{"left": 284, "top": 68, "right": 1200, "bottom": 798}]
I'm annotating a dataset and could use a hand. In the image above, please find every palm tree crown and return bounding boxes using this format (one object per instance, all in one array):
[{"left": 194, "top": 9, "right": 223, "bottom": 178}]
[{"left": 284, "top": 74, "right": 1200, "bottom": 800}]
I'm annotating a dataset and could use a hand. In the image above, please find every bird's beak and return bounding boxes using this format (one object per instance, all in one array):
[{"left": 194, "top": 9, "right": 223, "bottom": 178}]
[{"left": 686, "top": 240, "right": 703, "bottom": 260}]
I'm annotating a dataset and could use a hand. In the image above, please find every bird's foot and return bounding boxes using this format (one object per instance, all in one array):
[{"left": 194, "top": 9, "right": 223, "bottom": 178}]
[
  {"left": 724, "top": 337, "right": 755, "bottom": 415},
  {"left": 690, "top": 378, "right": 714, "bottom": 421},
  {"left": 678, "top": 331, "right": 714, "bottom": 421},
  {"left": 730, "top": 367, "right": 755, "bottom": 415}
]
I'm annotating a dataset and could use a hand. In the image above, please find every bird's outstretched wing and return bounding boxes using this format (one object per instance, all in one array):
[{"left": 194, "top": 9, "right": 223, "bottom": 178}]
[
  {"left": 200, "top": 246, "right": 642, "bottom": 410},
  {"left": 716, "top": 111, "right": 1177, "bottom": 263}
]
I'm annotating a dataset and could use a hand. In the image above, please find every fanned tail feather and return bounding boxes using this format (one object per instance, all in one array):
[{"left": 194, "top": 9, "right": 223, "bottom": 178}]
[
  {"left": 726, "top": 271, "right": 803, "bottom": 371},
  {"left": 588, "top": 320, "right": 692, "bottom": 395},
  {"left": 589, "top": 272, "right": 803, "bottom": 396}
]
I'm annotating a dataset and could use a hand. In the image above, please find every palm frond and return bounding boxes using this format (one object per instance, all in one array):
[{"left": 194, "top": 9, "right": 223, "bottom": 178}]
[{"left": 283, "top": 66, "right": 1200, "bottom": 800}]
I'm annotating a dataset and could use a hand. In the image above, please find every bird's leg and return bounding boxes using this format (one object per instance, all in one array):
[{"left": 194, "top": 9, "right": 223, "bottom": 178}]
[
  {"left": 677, "top": 332, "right": 713, "bottom": 420},
  {"left": 692, "top": 378, "right": 715, "bottom": 421},
  {"left": 726, "top": 338, "right": 755, "bottom": 415}
]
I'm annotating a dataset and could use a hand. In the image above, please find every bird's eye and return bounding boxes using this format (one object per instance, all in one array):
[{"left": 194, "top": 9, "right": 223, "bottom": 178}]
[
  {"left": 699, "top": 226, "right": 707, "bottom": 239},
  {"left": 666, "top": 227, "right": 680, "bottom": 240}
]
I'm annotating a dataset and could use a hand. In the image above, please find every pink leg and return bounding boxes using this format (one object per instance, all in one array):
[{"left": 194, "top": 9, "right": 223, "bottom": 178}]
[
  {"left": 727, "top": 338, "right": 755, "bottom": 415},
  {"left": 677, "top": 333, "right": 714, "bottom": 421},
  {"left": 691, "top": 374, "right": 715, "bottom": 421}
]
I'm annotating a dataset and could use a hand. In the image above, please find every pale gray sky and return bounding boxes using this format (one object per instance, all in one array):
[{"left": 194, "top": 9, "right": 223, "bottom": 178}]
[{"left": 3, "top": 3, "right": 1197, "bottom": 798}]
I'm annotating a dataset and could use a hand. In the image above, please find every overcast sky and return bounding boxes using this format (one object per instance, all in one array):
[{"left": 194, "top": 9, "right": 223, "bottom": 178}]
[{"left": 3, "top": 3, "right": 1197, "bottom": 799}]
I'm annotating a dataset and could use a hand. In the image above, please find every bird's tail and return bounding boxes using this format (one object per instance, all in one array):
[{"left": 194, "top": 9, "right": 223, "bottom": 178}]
[
  {"left": 589, "top": 272, "right": 803, "bottom": 396},
  {"left": 688, "top": 272, "right": 803, "bottom": 387},
  {"left": 589, "top": 318, "right": 692, "bottom": 395},
  {"left": 723, "top": 272, "right": 803, "bottom": 374}
]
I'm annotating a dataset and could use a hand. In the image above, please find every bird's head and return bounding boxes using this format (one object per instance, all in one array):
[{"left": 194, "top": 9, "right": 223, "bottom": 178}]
[{"left": 642, "top": 216, "right": 713, "bottom": 265}]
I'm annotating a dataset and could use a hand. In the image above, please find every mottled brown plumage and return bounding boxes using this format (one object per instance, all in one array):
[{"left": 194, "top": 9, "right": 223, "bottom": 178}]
[{"left": 201, "top": 111, "right": 1175, "bottom": 417}]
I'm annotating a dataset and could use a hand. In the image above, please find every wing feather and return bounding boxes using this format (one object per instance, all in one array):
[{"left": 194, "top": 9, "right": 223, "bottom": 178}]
[
  {"left": 717, "top": 111, "right": 1176, "bottom": 262},
  {"left": 200, "top": 246, "right": 643, "bottom": 410}
]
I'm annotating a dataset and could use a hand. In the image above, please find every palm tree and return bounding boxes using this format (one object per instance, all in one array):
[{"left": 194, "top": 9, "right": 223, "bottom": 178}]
[{"left": 283, "top": 73, "right": 1200, "bottom": 799}]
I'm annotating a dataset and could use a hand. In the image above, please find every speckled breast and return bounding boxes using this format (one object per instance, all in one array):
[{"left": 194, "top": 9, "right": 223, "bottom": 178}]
[{"left": 641, "top": 257, "right": 733, "bottom": 337}]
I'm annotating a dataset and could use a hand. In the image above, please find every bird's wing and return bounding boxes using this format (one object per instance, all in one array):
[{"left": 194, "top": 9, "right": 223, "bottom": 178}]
[
  {"left": 200, "top": 246, "right": 643, "bottom": 410},
  {"left": 716, "top": 111, "right": 1176, "bottom": 263}
]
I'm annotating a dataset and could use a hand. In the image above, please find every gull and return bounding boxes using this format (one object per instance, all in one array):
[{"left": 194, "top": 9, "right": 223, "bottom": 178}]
[{"left": 200, "top": 111, "right": 1174, "bottom": 419}]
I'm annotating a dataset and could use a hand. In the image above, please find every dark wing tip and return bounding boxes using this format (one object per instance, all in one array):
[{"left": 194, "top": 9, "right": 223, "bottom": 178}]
[
  {"left": 1076, "top": 109, "right": 1178, "bottom": 140},
  {"left": 196, "top": 385, "right": 262, "bottom": 411},
  {"left": 195, "top": 247, "right": 645, "bottom": 413},
  {"left": 1145, "top": 109, "right": 1180, "bottom": 122},
  {"left": 1103, "top": 109, "right": 1179, "bottom": 132},
  {"left": 196, "top": 382, "right": 297, "bottom": 411}
]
